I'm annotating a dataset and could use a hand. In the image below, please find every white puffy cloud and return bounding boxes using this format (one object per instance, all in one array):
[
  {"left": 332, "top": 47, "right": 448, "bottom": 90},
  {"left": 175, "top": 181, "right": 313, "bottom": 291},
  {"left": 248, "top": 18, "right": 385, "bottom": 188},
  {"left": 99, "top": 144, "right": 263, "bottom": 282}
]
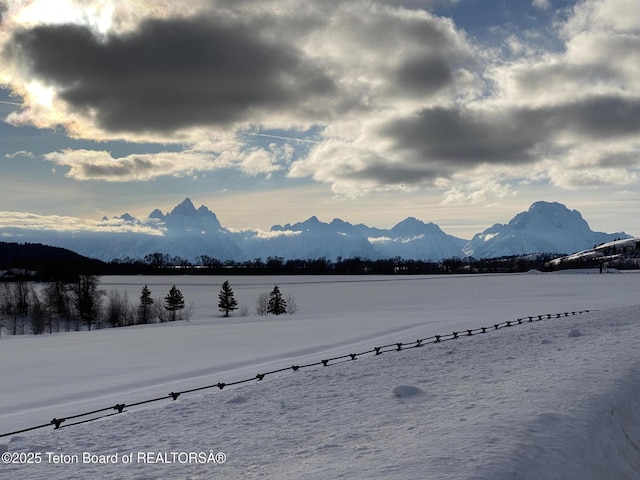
[
  {"left": 532, "top": 0, "right": 551, "bottom": 10},
  {"left": 41, "top": 138, "right": 291, "bottom": 182},
  {"left": 0, "top": 210, "right": 163, "bottom": 235}
]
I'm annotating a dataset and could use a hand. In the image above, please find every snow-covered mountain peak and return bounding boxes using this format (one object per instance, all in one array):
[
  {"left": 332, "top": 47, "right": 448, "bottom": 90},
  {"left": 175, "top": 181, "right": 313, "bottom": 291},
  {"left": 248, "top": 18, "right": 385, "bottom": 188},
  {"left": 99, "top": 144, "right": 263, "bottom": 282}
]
[
  {"left": 464, "top": 201, "right": 630, "bottom": 258},
  {"left": 169, "top": 197, "right": 197, "bottom": 217},
  {"left": 390, "top": 217, "right": 441, "bottom": 236},
  {"left": 300, "top": 215, "right": 322, "bottom": 228},
  {"left": 143, "top": 198, "right": 223, "bottom": 238},
  {"left": 393, "top": 216, "right": 424, "bottom": 227},
  {"left": 278, "top": 216, "right": 326, "bottom": 232},
  {"left": 508, "top": 201, "right": 587, "bottom": 231}
]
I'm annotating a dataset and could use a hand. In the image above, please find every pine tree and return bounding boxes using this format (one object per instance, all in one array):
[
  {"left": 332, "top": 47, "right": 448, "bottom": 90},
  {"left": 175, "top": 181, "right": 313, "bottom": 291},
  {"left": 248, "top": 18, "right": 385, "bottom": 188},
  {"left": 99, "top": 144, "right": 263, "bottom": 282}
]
[
  {"left": 267, "top": 285, "right": 287, "bottom": 315},
  {"left": 138, "top": 285, "right": 154, "bottom": 324},
  {"left": 164, "top": 285, "right": 185, "bottom": 321},
  {"left": 218, "top": 280, "right": 238, "bottom": 317}
]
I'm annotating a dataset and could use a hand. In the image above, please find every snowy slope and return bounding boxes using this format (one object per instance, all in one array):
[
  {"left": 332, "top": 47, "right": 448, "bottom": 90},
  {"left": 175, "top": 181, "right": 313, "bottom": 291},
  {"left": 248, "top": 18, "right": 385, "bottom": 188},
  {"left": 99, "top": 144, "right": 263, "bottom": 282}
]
[
  {"left": 549, "top": 237, "right": 640, "bottom": 268},
  {"left": 248, "top": 215, "right": 467, "bottom": 261},
  {"left": 242, "top": 216, "right": 380, "bottom": 261},
  {"left": 1, "top": 273, "right": 640, "bottom": 479},
  {"left": 371, "top": 217, "right": 468, "bottom": 260}
]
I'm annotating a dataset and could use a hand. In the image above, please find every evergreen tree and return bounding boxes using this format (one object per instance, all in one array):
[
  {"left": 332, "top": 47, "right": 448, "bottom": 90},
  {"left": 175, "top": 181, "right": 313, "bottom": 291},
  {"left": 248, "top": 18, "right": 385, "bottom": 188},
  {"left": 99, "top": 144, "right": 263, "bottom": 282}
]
[
  {"left": 139, "top": 285, "right": 154, "bottom": 324},
  {"left": 267, "top": 285, "right": 287, "bottom": 315},
  {"left": 217, "top": 280, "right": 238, "bottom": 317},
  {"left": 164, "top": 285, "right": 185, "bottom": 321}
]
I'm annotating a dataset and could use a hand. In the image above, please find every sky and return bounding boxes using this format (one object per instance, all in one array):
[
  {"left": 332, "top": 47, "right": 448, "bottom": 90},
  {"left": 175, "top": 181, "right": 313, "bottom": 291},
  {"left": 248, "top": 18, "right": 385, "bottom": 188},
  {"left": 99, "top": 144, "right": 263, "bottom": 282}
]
[{"left": 0, "top": 0, "right": 639, "bottom": 239}]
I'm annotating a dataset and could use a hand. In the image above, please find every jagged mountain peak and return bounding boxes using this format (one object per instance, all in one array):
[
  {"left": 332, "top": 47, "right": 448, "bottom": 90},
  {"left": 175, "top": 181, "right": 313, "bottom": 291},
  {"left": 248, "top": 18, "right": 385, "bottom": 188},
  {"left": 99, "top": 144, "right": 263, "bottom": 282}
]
[
  {"left": 394, "top": 216, "right": 423, "bottom": 226},
  {"left": 117, "top": 213, "right": 136, "bottom": 223},
  {"left": 390, "top": 217, "right": 445, "bottom": 236},
  {"left": 278, "top": 216, "right": 326, "bottom": 232},
  {"left": 149, "top": 208, "right": 165, "bottom": 220},
  {"left": 302, "top": 215, "right": 322, "bottom": 226},
  {"left": 393, "top": 216, "right": 427, "bottom": 229},
  {"left": 170, "top": 197, "right": 197, "bottom": 216},
  {"left": 147, "top": 198, "right": 223, "bottom": 235}
]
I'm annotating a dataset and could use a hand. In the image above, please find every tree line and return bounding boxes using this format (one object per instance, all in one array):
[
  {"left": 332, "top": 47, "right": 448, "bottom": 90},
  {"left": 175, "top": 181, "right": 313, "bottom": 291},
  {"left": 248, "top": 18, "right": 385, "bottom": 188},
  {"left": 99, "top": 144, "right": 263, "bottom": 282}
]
[
  {"left": 107, "top": 253, "right": 563, "bottom": 275},
  {"left": 0, "top": 278, "right": 296, "bottom": 336},
  {"left": 1, "top": 241, "right": 587, "bottom": 281},
  {"left": 0, "top": 277, "right": 191, "bottom": 336}
]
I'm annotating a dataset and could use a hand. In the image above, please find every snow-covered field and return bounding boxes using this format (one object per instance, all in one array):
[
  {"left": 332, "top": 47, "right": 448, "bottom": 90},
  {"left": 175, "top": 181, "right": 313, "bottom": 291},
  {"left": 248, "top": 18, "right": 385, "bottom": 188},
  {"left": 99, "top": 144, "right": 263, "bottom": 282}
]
[{"left": 1, "top": 272, "right": 639, "bottom": 479}]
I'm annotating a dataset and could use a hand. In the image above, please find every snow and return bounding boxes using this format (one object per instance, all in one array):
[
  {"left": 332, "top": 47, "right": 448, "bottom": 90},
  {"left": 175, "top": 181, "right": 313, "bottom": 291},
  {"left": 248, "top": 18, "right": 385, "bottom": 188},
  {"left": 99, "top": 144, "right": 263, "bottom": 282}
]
[{"left": 1, "top": 272, "right": 640, "bottom": 479}]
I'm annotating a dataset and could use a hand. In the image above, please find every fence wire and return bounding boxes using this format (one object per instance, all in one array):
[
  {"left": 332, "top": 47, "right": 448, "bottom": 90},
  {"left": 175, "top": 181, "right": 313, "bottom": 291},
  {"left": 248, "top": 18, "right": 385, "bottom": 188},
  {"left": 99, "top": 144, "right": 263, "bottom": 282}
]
[{"left": 0, "top": 309, "right": 593, "bottom": 438}]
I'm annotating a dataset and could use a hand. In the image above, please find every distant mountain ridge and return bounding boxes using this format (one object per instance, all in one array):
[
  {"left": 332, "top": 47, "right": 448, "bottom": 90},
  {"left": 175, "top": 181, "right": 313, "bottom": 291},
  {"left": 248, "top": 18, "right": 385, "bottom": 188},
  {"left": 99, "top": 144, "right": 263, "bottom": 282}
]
[
  {"left": 0, "top": 199, "right": 632, "bottom": 262},
  {"left": 463, "top": 201, "right": 629, "bottom": 259}
]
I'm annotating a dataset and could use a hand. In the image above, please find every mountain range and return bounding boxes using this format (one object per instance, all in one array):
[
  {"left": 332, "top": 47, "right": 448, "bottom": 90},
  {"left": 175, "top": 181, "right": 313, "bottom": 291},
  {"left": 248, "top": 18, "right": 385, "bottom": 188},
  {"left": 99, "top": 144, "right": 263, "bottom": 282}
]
[{"left": 2, "top": 199, "right": 633, "bottom": 262}]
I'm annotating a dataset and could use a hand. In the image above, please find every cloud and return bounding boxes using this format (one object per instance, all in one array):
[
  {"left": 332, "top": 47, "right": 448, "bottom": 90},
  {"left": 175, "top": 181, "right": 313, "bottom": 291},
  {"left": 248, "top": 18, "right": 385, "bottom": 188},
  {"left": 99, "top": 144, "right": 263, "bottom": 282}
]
[
  {"left": 531, "top": 0, "right": 551, "bottom": 10},
  {"left": 43, "top": 149, "right": 217, "bottom": 182},
  {"left": 5, "top": 15, "right": 335, "bottom": 135},
  {"left": 291, "top": 0, "right": 640, "bottom": 195},
  {"left": 249, "top": 229, "right": 302, "bottom": 240},
  {"left": 1, "top": 0, "right": 474, "bottom": 140},
  {"left": 1, "top": 0, "right": 639, "bottom": 199},
  {"left": 42, "top": 139, "right": 290, "bottom": 181},
  {"left": 5, "top": 150, "right": 34, "bottom": 158},
  {"left": 292, "top": 92, "right": 640, "bottom": 194},
  {"left": 0, "top": 210, "right": 163, "bottom": 235}
]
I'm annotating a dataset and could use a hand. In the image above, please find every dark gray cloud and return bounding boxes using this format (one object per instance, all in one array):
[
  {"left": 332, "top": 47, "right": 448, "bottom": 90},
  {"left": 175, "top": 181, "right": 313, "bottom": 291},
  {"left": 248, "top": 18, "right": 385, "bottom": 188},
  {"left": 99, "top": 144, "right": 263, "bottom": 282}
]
[
  {"left": 546, "top": 96, "right": 640, "bottom": 139},
  {"left": 6, "top": 15, "right": 335, "bottom": 133},
  {"left": 380, "top": 107, "right": 543, "bottom": 168},
  {"left": 378, "top": 94, "right": 640, "bottom": 176},
  {"left": 81, "top": 156, "right": 156, "bottom": 179},
  {"left": 393, "top": 55, "right": 453, "bottom": 96},
  {"left": 351, "top": 162, "right": 441, "bottom": 185}
]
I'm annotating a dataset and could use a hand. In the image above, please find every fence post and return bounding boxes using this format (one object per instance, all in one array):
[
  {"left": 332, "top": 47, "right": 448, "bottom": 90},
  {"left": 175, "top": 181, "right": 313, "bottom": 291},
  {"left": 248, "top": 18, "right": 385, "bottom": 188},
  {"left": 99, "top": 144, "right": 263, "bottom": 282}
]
[{"left": 51, "top": 418, "right": 64, "bottom": 429}]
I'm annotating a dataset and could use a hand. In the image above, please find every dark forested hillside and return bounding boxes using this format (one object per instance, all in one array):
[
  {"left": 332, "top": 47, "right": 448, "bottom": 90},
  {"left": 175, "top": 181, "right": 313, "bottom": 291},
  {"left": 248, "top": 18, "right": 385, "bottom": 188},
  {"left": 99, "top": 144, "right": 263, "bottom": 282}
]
[{"left": 0, "top": 242, "right": 106, "bottom": 281}]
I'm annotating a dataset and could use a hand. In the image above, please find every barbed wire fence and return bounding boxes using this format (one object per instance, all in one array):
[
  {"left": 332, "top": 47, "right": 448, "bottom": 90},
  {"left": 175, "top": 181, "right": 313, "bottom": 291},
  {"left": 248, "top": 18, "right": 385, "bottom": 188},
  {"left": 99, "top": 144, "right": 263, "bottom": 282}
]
[{"left": 0, "top": 309, "right": 594, "bottom": 439}]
